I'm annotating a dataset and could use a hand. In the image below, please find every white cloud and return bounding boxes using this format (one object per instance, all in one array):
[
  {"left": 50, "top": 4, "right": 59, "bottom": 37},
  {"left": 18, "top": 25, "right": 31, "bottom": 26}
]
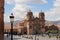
[
  {"left": 4, "top": 14, "right": 10, "bottom": 22},
  {"left": 5, "top": 0, "right": 14, "bottom": 4},
  {"left": 45, "top": 0, "right": 60, "bottom": 21},
  {"left": 5, "top": 0, "right": 47, "bottom": 4},
  {"left": 5, "top": 0, "right": 47, "bottom": 21},
  {"left": 56, "top": 17, "right": 60, "bottom": 21},
  {"left": 54, "top": 0, "right": 60, "bottom": 7},
  {"left": 11, "top": 4, "right": 29, "bottom": 20},
  {"left": 5, "top": 0, "right": 60, "bottom": 21}
]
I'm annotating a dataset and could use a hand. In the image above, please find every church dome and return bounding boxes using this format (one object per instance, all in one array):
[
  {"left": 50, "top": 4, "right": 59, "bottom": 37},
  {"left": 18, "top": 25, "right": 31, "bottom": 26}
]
[
  {"left": 27, "top": 10, "right": 33, "bottom": 15},
  {"left": 39, "top": 11, "right": 45, "bottom": 16}
]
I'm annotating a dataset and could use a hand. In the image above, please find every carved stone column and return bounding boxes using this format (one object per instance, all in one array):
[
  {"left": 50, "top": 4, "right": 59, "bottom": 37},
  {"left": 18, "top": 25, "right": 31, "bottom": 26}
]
[
  {"left": 0, "top": 0, "right": 4, "bottom": 40},
  {"left": 27, "top": 22, "right": 30, "bottom": 35}
]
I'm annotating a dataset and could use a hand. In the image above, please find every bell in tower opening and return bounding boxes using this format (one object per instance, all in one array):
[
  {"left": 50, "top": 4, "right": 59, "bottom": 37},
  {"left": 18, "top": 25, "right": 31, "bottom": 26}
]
[
  {"left": 39, "top": 10, "right": 45, "bottom": 20},
  {"left": 39, "top": 10, "right": 45, "bottom": 28}
]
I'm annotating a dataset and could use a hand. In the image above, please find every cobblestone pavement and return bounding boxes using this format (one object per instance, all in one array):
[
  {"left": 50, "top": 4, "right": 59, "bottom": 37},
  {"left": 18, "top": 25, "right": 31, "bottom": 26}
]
[{"left": 4, "top": 34, "right": 60, "bottom": 40}]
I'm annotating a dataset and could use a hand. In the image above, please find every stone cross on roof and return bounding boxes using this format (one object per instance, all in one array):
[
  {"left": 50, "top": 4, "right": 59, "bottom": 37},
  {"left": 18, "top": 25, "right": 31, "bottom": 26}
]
[
  {"left": 11, "top": 13, "right": 13, "bottom": 15},
  {"left": 28, "top": 9, "right": 31, "bottom": 12},
  {"left": 41, "top": 10, "right": 42, "bottom": 12}
]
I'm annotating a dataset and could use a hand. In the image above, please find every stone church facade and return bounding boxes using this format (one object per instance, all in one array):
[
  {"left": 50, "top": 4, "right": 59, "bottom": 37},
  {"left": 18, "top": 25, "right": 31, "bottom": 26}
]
[
  {"left": 22, "top": 10, "right": 46, "bottom": 35},
  {"left": 4, "top": 10, "right": 59, "bottom": 35}
]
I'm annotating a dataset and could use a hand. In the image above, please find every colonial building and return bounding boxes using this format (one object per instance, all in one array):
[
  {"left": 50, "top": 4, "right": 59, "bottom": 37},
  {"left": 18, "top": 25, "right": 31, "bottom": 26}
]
[
  {"left": 4, "top": 10, "right": 59, "bottom": 35},
  {"left": 20, "top": 10, "right": 46, "bottom": 35},
  {"left": 49, "top": 25, "right": 58, "bottom": 30}
]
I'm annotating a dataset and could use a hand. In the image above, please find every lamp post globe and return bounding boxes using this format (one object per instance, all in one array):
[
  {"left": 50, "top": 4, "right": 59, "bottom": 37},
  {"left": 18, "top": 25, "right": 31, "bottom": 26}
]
[{"left": 10, "top": 13, "right": 14, "bottom": 23}]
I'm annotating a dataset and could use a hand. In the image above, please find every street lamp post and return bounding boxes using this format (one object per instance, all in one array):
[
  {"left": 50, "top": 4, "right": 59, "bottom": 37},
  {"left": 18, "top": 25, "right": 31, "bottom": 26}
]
[
  {"left": 35, "top": 35, "right": 36, "bottom": 40},
  {"left": 9, "top": 13, "right": 14, "bottom": 40},
  {"left": 35, "top": 35, "right": 39, "bottom": 40}
]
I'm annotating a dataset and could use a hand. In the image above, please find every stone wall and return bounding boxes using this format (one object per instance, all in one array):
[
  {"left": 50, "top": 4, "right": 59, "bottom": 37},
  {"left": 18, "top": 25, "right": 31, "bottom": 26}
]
[{"left": 0, "top": 0, "right": 4, "bottom": 40}]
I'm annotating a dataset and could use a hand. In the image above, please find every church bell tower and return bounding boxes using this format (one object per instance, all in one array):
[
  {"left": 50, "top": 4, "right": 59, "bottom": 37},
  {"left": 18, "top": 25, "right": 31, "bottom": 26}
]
[
  {"left": 26, "top": 10, "right": 34, "bottom": 20},
  {"left": 39, "top": 10, "right": 45, "bottom": 28},
  {"left": 26, "top": 10, "right": 34, "bottom": 34}
]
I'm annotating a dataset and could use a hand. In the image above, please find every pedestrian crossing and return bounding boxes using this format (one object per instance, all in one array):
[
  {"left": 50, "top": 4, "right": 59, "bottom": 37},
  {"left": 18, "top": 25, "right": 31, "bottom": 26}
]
[{"left": 4, "top": 35, "right": 60, "bottom": 40}]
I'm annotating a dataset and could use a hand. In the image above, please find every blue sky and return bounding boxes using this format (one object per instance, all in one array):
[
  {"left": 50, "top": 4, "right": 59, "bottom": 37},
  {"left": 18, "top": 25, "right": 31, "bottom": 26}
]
[{"left": 4, "top": 0, "right": 60, "bottom": 22}]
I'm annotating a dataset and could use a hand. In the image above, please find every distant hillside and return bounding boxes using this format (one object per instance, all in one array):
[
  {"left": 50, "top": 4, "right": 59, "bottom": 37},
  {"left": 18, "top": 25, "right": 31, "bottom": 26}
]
[
  {"left": 45, "top": 20, "right": 53, "bottom": 26},
  {"left": 45, "top": 20, "right": 60, "bottom": 26},
  {"left": 4, "top": 20, "right": 20, "bottom": 27},
  {"left": 4, "top": 20, "right": 60, "bottom": 27},
  {"left": 52, "top": 21, "right": 60, "bottom": 26}
]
